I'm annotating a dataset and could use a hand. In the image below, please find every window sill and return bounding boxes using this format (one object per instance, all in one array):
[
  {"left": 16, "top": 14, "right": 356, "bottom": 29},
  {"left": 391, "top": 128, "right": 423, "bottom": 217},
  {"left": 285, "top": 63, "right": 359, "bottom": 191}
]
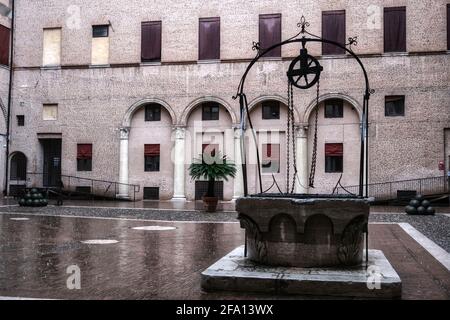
[
  {"left": 320, "top": 54, "right": 347, "bottom": 60},
  {"left": 197, "top": 59, "right": 221, "bottom": 64},
  {"left": 141, "top": 61, "right": 162, "bottom": 66},
  {"left": 41, "top": 65, "right": 61, "bottom": 70},
  {"left": 381, "top": 52, "right": 409, "bottom": 57},
  {"left": 89, "top": 64, "right": 110, "bottom": 68},
  {"left": 0, "top": 64, "right": 10, "bottom": 70},
  {"left": 258, "top": 57, "right": 282, "bottom": 62}
]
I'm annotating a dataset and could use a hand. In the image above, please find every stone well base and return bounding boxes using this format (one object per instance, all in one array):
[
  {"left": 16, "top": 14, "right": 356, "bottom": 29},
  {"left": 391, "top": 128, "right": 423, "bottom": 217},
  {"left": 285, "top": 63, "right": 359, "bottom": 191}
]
[{"left": 201, "top": 246, "right": 402, "bottom": 299}]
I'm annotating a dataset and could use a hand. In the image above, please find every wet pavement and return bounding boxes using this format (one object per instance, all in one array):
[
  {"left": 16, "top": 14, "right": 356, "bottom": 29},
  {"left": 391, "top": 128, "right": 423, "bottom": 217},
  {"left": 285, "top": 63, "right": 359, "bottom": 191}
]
[
  {"left": 0, "top": 213, "right": 243, "bottom": 300},
  {"left": 0, "top": 198, "right": 237, "bottom": 212},
  {"left": 0, "top": 211, "right": 449, "bottom": 300}
]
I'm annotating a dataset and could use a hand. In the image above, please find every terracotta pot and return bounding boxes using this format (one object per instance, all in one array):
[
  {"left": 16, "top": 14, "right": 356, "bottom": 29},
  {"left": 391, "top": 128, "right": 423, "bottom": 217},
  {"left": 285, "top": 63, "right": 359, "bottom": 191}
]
[{"left": 202, "top": 196, "right": 219, "bottom": 212}]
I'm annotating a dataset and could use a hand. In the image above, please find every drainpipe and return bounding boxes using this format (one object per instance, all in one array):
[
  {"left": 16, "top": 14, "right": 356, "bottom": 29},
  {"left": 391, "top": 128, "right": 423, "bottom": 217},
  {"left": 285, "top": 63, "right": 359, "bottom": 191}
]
[{"left": 3, "top": 0, "right": 14, "bottom": 196}]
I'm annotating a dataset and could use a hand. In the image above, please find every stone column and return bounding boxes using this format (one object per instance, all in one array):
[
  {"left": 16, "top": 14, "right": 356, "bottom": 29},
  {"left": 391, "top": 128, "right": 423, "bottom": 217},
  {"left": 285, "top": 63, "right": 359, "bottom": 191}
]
[
  {"left": 117, "top": 127, "right": 130, "bottom": 198},
  {"left": 172, "top": 127, "right": 186, "bottom": 200},
  {"left": 295, "top": 126, "right": 309, "bottom": 194},
  {"left": 233, "top": 127, "right": 244, "bottom": 199}
]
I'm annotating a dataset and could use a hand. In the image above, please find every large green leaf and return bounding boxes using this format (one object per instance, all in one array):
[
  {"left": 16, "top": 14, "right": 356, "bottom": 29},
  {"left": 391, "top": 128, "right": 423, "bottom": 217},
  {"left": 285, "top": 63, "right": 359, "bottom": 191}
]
[{"left": 188, "top": 152, "right": 237, "bottom": 181}]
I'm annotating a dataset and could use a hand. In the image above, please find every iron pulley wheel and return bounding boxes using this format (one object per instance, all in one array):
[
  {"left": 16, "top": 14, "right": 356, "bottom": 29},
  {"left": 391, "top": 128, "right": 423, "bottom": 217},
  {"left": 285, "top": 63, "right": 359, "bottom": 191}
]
[{"left": 287, "top": 51, "right": 323, "bottom": 89}]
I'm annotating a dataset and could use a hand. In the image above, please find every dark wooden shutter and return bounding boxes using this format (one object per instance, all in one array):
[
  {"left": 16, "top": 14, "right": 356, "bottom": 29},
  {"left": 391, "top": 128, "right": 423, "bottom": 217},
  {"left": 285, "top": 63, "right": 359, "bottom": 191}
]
[
  {"left": 77, "top": 144, "right": 92, "bottom": 159},
  {"left": 325, "top": 143, "right": 343, "bottom": 156},
  {"left": 322, "top": 10, "right": 346, "bottom": 55},
  {"left": 447, "top": 4, "right": 450, "bottom": 50},
  {"left": 259, "top": 14, "right": 281, "bottom": 57},
  {"left": 199, "top": 17, "right": 220, "bottom": 60},
  {"left": 141, "top": 21, "right": 162, "bottom": 62},
  {"left": 144, "top": 144, "right": 160, "bottom": 156},
  {"left": 384, "top": 7, "right": 406, "bottom": 52},
  {"left": 0, "top": 24, "right": 10, "bottom": 66}
]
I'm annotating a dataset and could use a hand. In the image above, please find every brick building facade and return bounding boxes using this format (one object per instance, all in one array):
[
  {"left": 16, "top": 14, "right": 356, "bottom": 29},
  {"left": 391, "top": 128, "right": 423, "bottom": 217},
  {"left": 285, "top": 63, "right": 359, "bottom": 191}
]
[{"left": 1, "top": 0, "right": 449, "bottom": 200}]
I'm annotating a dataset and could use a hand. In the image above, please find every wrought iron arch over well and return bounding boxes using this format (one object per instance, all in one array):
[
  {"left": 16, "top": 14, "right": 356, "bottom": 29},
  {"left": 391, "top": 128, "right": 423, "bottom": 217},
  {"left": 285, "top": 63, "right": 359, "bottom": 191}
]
[{"left": 233, "top": 16, "right": 373, "bottom": 198}]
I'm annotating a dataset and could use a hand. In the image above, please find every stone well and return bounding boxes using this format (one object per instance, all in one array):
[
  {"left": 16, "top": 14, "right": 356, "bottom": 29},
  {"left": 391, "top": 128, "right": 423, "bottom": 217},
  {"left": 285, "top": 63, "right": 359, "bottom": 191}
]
[{"left": 236, "top": 195, "right": 372, "bottom": 268}]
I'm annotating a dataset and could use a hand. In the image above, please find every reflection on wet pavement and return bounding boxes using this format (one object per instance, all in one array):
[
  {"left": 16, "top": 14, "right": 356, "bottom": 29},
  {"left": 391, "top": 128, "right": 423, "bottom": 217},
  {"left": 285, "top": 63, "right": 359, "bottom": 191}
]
[
  {"left": 0, "top": 213, "right": 243, "bottom": 299},
  {"left": 48, "top": 200, "right": 236, "bottom": 212},
  {"left": 1, "top": 213, "right": 449, "bottom": 300}
]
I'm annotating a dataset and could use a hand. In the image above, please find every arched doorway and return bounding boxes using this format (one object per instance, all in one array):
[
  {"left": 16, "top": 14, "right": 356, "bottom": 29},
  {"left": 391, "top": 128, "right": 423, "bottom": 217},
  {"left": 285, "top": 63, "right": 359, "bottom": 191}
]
[
  {"left": 123, "top": 99, "right": 176, "bottom": 200},
  {"left": 9, "top": 152, "right": 27, "bottom": 196},
  {"left": 306, "top": 97, "right": 361, "bottom": 194},
  {"left": 246, "top": 99, "right": 297, "bottom": 195},
  {"left": 184, "top": 98, "right": 236, "bottom": 201}
]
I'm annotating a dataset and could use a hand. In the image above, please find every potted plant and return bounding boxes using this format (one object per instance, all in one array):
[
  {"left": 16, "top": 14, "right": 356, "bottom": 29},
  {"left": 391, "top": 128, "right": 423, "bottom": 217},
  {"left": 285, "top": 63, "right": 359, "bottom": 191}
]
[{"left": 188, "top": 152, "right": 236, "bottom": 212}]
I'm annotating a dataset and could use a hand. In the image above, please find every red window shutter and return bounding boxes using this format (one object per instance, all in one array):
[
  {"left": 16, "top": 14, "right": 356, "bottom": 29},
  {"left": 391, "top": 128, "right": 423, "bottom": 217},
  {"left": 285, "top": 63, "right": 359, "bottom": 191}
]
[
  {"left": 199, "top": 17, "right": 220, "bottom": 60},
  {"left": 325, "top": 143, "right": 343, "bottom": 156},
  {"left": 384, "top": 7, "right": 406, "bottom": 52},
  {"left": 259, "top": 14, "right": 281, "bottom": 57},
  {"left": 322, "top": 10, "right": 346, "bottom": 55},
  {"left": 145, "top": 144, "right": 160, "bottom": 156},
  {"left": 0, "top": 25, "right": 10, "bottom": 66},
  {"left": 141, "top": 21, "right": 162, "bottom": 62},
  {"left": 77, "top": 144, "right": 92, "bottom": 159}
]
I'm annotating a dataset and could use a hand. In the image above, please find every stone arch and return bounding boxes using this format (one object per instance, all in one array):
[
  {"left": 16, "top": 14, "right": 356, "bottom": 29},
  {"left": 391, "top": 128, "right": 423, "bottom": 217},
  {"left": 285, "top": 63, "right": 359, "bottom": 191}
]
[
  {"left": 122, "top": 98, "right": 176, "bottom": 127},
  {"left": 304, "top": 214, "right": 334, "bottom": 245},
  {"left": 268, "top": 213, "right": 297, "bottom": 242},
  {"left": 9, "top": 151, "right": 27, "bottom": 180},
  {"left": 247, "top": 95, "right": 300, "bottom": 122},
  {"left": 180, "top": 96, "right": 238, "bottom": 126},
  {"left": 303, "top": 93, "right": 363, "bottom": 125}
]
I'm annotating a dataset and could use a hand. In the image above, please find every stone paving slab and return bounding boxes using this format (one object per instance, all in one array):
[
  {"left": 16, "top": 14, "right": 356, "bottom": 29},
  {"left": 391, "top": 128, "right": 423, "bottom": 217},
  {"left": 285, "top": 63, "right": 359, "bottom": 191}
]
[
  {"left": 0, "top": 212, "right": 448, "bottom": 299},
  {"left": 201, "top": 246, "right": 401, "bottom": 298}
]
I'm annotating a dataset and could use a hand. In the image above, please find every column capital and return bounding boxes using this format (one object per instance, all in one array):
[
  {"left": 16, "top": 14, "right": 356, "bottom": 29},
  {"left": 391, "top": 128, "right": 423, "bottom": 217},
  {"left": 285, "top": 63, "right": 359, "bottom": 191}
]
[
  {"left": 119, "top": 127, "right": 130, "bottom": 140},
  {"left": 173, "top": 126, "right": 186, "bottom": 139},
  {"left": 233, "top": 127, "right": 243, "bottom": 139},
  {"left": 295, "top": 124, "right": 308, "bottom": 138}
]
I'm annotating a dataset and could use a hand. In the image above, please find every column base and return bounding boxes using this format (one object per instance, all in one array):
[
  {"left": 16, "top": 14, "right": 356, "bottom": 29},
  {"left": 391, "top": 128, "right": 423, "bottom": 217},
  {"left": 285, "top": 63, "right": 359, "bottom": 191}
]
[{"left": 171, "top": 195, "right": 186, "bottom": 201}]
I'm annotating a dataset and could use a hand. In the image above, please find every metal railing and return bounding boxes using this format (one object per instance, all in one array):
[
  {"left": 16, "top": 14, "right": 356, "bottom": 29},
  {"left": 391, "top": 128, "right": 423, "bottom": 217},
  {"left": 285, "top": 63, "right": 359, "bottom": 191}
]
[
  {"left": 336, "top": 175, "right": 449, "bottom": 201},
  {"left": 14, "top": 172, "right": 140, "bottom": 201}
]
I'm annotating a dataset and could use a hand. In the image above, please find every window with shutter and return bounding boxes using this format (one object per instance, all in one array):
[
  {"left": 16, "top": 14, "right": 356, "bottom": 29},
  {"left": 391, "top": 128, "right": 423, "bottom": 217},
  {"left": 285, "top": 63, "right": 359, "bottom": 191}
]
[
  {"left": 42, "top": 28, "right": 61, "bottom": 66},
  {"left": 384, "top": 7, "right": 406, "bottom": 52},
  {"left": 16, "top": 115, "right": 24, "bottom": 127},
  {"left": 202, "top": 103, "right": 220, "bottom": 120},
  {"left": 385, "top": 96, "right": 405, "bottom": 116},
  {"left": 144, "top": 144, "right": 160, "bottom": 172},
  {"left": 259, "top": 14, "right": 281, "bottom": 57},
  {"left": 324, "top": 99, "right": 344, "bottom": 118},
  {"left": 143, "top": 187, "right": 159, "bottom": 200},
  {"left": 145, "top": 104, "right": 161, "bottom": 121},
  {"left": 141, "top": 21, "right": 162, "bottom": 62},
  {"left": 262, "top": 101, "right": 280, "bottom": 119},
  {"left": 92, "top": 25, "right": 109, "bottom": 65},
  {"left": 43, "top": 104, "right": 58, "bottom": 121},
  {"left": 325, "top": 143, "right": 343, "bottom": 173},
  {"left": 322, "top": 10, "right": 346, "bottom": 55},
  {"left": 77, "top": 144, "right": 93, "bottom": 171},
  {"left": 199, "top": 17, "right": 220, "bottom": 60},
  {"left": 0, "top": 24, "right": 10, "bottom": 66}
]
